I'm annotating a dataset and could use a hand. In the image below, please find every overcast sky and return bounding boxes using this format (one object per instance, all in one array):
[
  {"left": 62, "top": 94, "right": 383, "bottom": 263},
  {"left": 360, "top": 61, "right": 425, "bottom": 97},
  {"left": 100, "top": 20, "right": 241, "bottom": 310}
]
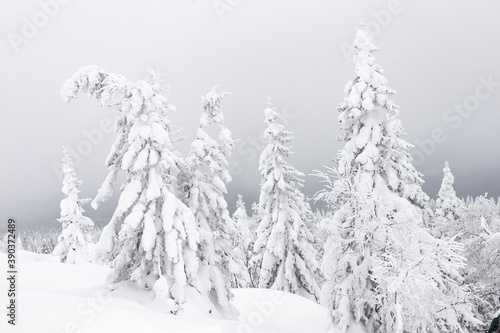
[{"left": 2, "top": 0, "right": 500, "bottom": 230}]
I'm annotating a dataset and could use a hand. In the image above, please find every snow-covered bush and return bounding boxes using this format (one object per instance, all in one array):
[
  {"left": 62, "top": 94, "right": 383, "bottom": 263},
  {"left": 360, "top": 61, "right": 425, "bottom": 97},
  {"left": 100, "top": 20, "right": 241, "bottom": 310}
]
[
  {"left": 457, "top": 196, "right": 500, "bottom": 325},
  {"left": 459, "top": 195, "right": 500, "bottom": 241},
  {"left": 465, "top": 225, "right": 500, "bottom": 322}
]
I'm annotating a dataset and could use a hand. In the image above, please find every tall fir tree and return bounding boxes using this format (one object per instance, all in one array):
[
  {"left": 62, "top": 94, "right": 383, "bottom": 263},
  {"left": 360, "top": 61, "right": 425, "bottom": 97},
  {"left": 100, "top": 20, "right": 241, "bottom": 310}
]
[
  {"left": 318, "top": 26, "right": 477, "bottom": 333},
  {"left": 182, "top": 88, "right": 247, "bottom": 314},
  {"left": 61, "top": 66, "right": 201, "bottom": 310},
  {"left": 253, "top": 99, "right": 320, "bottom": 300},
  {"left": 434, "top": 161, "right": 464, "bottom": 238},
  {"left": 53, "top": 146, "right": 94, "bottom": 264}
]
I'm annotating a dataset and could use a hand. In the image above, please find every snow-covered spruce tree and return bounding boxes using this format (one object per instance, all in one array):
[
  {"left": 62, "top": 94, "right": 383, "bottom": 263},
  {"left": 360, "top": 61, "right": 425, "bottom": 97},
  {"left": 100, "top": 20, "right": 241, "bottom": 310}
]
[
  {"left": 434, "top": 161, "right": 464, "bottom": 238},
  {"left": 232, "top": 194, "right": 256, "bottom": 287},
  {"left": 253, "top": 100, "right": 320, "bottom": 301},
  {"left": 318, "top": 26, "right": 477, "bottom": 333},
  {"left": 234, "top": 194, "right": 253, "bottom": 251},
  {"left": 53, "top": 147, "right": 94, "bottom": 264},
  {"left": 61, "top": 67, "right": 201, "bottom": 309},
  {"left": 182, "top": 88, "right": 247, "bottom": 314},
  {"left": 250, "top": 201, "right": 262, "bottom": 235},
  {"left": 248, "top": 201, "right": 263, "bottom": 288}
]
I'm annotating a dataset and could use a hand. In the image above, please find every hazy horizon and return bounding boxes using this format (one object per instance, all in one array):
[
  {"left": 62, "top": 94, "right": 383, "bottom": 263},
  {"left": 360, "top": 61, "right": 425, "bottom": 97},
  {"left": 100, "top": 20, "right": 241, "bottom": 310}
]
[{"left": 2, "top": 0, "right": 500, "bottom": 231}]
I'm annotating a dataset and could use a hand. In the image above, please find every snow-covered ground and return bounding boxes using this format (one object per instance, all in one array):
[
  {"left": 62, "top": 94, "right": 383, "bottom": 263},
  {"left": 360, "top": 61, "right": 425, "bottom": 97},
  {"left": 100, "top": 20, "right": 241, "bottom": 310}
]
[{"left": 0, "top": 251, "right": 330, "bottom": 333}]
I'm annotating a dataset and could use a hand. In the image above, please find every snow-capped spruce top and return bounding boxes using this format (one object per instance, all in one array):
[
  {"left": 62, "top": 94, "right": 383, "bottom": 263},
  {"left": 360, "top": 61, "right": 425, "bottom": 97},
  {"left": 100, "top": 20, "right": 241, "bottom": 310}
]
[
  {"left": 61, "top": 66, "right": 182, "bottom": 210},
  {"left": 336, "top": 26, "right": 430, "bottom": 222},
  {"left": 60, "top": 146, "right": 84, "bottom": 197},
  {"left": 200, "top": 87, "right": 230, "bottom": 127},
  {"left": 259, "top": 99, "right": 300, "bottom": 192}
]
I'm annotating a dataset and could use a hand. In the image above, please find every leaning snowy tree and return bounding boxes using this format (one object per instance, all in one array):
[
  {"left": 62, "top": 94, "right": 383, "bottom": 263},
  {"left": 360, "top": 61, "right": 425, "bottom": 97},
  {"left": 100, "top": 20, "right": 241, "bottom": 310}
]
[
  {"left": 317, "top": 25, "right": 479, "bottom": 333},
  {"left": 253, "top": 99, "right": 320, "bottom": 301},
  {"left": 53, "top": 146, "right": 94, "bottom": 264},
  {"left": 434, "top": 161, "right": 464, "bottom": 239},
  {"left": 61, "top": 66, "right": 202, "bottom": 310},
  {"left": 182, "top": 88, "right": 248, "bottom": 314}
]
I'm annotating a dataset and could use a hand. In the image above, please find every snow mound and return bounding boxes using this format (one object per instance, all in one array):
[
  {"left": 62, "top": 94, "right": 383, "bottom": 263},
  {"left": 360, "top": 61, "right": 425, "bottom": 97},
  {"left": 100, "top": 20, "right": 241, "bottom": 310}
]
[
  {"left": 232, "top": 288, "right": 329, "bottom": 333},
  {"left": 0, "top": 251, "right": 330, "bottom": 333}
]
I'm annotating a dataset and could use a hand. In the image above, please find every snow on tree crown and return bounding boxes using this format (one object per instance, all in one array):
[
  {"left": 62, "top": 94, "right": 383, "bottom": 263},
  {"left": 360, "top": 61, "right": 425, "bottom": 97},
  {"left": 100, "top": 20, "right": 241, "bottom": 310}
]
[
  {"left": 61, "top": 66, "right": 181, "bottom": 210},
  {"left": 198, "top": 87, "right": 234, "bottom": 151},
  {"left": 200, "top": 86, "right": 231, "bottom": 126},
  {"left": 263, "top": 98, "right": 291, "bottom": 145},
  {"left": 61, "top": 65, "right": 175, "bottom": 118},
  {"left": 339, "top": 26, "right": 397, "bottom": 133}
]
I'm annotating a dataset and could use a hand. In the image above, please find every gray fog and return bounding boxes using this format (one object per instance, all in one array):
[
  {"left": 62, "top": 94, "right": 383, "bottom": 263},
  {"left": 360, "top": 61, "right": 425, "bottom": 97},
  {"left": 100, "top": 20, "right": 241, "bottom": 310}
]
[{"left": 2, "top": 0, "right": 500, "bottom": 230}]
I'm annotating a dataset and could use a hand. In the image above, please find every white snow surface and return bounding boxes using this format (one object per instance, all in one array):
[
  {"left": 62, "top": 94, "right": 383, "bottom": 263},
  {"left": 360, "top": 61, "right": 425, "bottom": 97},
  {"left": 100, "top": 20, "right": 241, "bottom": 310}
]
[{"left": 1, "top": 251, "right": 331, "bottom": 333}]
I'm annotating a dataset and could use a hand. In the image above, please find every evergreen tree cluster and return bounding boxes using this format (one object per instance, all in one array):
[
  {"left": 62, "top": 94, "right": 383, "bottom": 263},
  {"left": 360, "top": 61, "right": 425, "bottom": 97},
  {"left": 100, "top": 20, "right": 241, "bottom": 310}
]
[{"left": 43, "top": 24, "right": 499, "bottom": 331}]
